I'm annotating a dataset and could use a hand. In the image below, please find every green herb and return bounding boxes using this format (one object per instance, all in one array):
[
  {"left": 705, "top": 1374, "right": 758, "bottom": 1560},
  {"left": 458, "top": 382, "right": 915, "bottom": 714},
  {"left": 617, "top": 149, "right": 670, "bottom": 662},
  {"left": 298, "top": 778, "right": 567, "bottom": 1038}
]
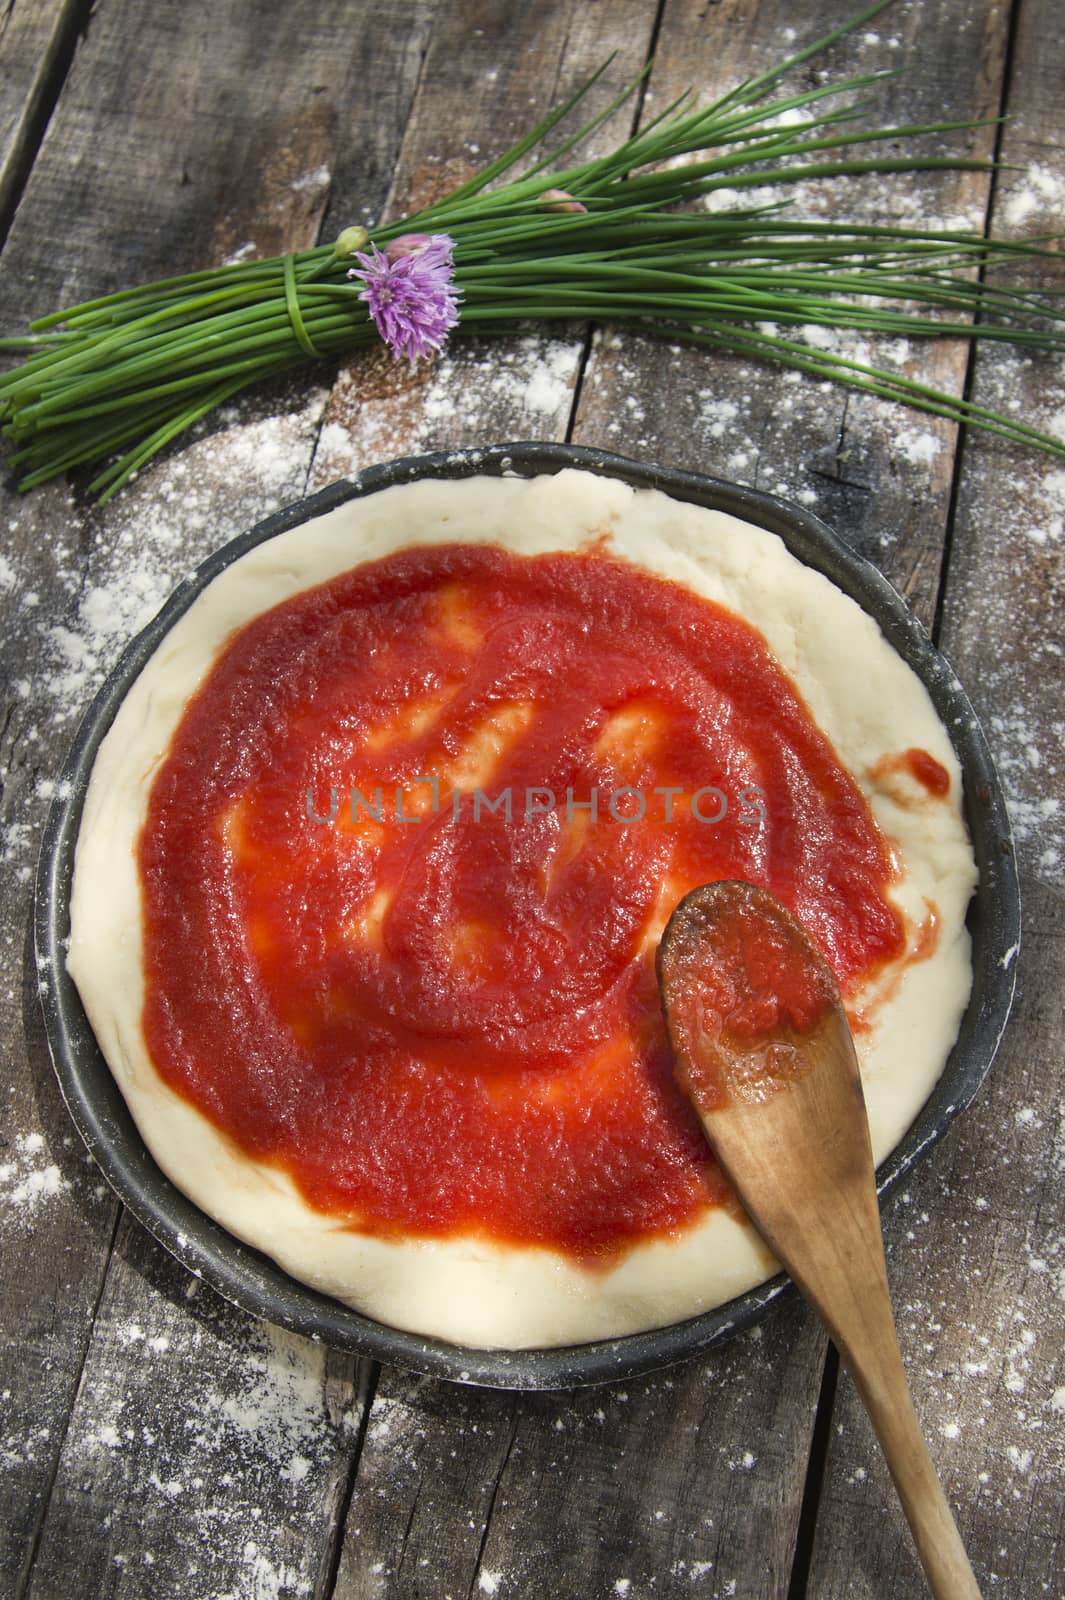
[{"left": 1, "top": 0, "right": 1061, "bottom": 501}]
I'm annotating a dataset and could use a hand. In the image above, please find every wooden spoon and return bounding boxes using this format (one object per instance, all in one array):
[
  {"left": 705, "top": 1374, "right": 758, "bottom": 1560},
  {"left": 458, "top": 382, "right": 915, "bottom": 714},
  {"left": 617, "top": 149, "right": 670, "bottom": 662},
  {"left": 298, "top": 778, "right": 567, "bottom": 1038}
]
[{"left": 657, "top": 881, "right": 981, "bottom": 1600}]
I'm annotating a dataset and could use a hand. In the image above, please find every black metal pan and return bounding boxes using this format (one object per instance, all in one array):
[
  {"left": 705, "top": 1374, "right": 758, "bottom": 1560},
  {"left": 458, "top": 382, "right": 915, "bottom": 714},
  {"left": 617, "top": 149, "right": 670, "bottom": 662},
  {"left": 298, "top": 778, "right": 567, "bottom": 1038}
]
[{"left": 34, "top": 443, "right": 1020, "bottom": 1389}]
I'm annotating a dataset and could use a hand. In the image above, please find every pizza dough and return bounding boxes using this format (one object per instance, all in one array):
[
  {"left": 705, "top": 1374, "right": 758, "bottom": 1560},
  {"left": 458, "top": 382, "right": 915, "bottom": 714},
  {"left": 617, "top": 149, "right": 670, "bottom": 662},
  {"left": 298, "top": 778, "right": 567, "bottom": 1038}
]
[{"left": 67, "top": 469, "right": 977, "bottom": 1348}]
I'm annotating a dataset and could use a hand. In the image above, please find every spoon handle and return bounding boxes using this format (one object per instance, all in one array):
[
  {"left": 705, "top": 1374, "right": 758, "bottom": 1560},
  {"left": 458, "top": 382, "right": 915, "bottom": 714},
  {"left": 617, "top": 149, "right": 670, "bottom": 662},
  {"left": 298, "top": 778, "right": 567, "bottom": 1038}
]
[
  {"left": 835, "top": 1281, "right": 983, "bottom": 1600},
  {"left": 694, "top": 1024, "right": 982, "bottom": 1599}
]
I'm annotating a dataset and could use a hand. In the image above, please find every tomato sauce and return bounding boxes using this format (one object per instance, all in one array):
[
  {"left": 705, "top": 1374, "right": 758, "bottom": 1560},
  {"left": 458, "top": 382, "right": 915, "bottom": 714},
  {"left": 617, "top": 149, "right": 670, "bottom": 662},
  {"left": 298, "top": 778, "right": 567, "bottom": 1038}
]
[
  {"left": 871, "top": 746, "right": 951, "bottom": 801},
  {"left": 904, "top": 747, "right": 951, "bottom": 797},
  {"left": 139, "top": 542, "right": 906, "bottom": 1256}
]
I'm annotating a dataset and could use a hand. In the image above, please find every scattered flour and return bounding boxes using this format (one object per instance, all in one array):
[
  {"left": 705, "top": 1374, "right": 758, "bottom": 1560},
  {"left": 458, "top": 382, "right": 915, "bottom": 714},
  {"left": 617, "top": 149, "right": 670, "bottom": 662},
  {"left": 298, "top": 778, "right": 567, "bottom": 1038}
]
[
  {"left": 0, "top": 393, "right": 327, "bottom": 891},
  {"left": 28, "top": 1312, "right": 354, "bottom": 1593},
  {"left": 224, "top": 242, "right": 259, "bottom": 266},
  {"left": 291, "top": 163, "right": 331, "bottom": 196},
  {"left": 221, "top": 1548, "right": 313, "bottom": 1600},
  {"left": 895, "top": 430, "right": 942, "bottom": 467},
  {"left": 41, "top": 401, "right": 323, "bottom": 712},
  {"left": 698, "top": 395, "right": 741, "bottom": 440},
  {"left": 72, "top": 1312, "right": 337, "bottom": 1484},
  {"left": 309, "top": 335, "right": 579, "bottom": 487},
  {"left": 1002, "top": 164, "right": 1065, "bottom": 230},
  {"left": 0, "top": 1133, "right": 69, "bottom": 1222},
  {"left": 198, "top": 1322, "right": 337, "bottom": 1461}
]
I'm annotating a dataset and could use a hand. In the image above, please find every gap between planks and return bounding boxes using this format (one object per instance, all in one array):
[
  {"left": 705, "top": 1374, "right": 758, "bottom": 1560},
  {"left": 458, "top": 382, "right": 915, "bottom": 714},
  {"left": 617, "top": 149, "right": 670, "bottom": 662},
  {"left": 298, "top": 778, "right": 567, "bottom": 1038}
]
[
  {"left": 931, "top": 0, "right": 1026, "bottom": 649},
  {"left": 0, "top": 0, "right": 93, "bottom": 247}
]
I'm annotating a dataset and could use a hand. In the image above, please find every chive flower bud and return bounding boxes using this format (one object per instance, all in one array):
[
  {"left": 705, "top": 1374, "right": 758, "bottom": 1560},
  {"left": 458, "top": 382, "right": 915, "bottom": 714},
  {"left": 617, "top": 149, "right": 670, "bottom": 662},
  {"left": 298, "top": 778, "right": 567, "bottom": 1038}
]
[
  {"left": 333, "top": 226, "right": 371, "bottom": 258},
  {"left": 386, "top": 234, "right": 434, "bottom": 261},
  {"left": 540, "top": 188, "right": 587, "bottom": 213}
]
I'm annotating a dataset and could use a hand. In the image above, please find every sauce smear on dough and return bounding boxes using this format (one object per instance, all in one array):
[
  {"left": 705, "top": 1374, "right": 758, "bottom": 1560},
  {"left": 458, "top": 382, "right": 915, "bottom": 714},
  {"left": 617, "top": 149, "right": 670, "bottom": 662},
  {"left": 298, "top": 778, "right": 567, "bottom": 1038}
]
[
  {"left": 139, "top": 542, "right": 906, "bottom": 1256},
  {"left": 871, "top": 747, "right": 952, "bottom": 801},
  {"left": 904, "top": 747, "right": 951, "bottom": 797}
]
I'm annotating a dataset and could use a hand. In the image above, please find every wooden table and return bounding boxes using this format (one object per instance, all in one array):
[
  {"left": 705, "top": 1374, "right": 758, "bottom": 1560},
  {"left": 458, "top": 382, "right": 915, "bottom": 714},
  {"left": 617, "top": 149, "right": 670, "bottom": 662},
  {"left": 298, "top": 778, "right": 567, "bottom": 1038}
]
[{"left": 1, "top": 2, "right": 1061, "bottom": 1596}]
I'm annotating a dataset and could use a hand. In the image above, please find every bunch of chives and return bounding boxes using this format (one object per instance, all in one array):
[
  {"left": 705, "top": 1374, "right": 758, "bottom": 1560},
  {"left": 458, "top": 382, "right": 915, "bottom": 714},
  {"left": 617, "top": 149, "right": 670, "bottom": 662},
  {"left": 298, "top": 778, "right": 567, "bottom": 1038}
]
[{"left": 1, "top": 0, "right": 1062, "bottom": 503}]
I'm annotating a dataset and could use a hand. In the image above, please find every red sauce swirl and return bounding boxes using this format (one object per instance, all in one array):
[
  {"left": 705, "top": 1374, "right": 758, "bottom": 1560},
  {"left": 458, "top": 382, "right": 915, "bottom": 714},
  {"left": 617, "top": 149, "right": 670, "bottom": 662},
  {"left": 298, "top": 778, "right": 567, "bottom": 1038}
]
[{"left": 139, "top": 542, "right": 905, "bottom": 1256}]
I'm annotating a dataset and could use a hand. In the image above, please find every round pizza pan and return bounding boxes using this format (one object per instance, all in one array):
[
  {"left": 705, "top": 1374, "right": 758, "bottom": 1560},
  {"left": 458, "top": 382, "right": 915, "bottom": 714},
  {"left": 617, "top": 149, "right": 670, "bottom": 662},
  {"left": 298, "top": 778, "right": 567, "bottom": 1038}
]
[{"left": 34, "top": 442, "right": 1020, "bottom": 1390}]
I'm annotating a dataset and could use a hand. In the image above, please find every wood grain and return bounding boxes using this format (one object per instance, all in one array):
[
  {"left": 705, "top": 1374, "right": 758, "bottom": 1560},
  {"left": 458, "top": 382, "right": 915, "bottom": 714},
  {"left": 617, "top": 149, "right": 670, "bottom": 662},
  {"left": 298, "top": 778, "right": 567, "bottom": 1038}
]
[
  {"left": 574, "top": 0, "right": 1008, "bottom": 627},
  {"left": 803, "top": 0, "right": 1065, "bottom": 1593},
  {"left": 23, "top": 1221, "right": 366, "bottom": 1600},
  {"left": 307, "top": 0, "right": 657, "bottom": 487},
  {"left": 308, "top": 9, "right": 814, "bottom": 1600},
  {"left": 336, "top": 1303, "right": 825, "bottom": 1600},
  {"left": 0, "top": 1, "right": 432, "bottom": 1593},
  {"left": 1, "top": 0, "right": 1061, "bottom": 1597},
  {"left": 0, "top": 0, "right": 86, "bottom": 236}
]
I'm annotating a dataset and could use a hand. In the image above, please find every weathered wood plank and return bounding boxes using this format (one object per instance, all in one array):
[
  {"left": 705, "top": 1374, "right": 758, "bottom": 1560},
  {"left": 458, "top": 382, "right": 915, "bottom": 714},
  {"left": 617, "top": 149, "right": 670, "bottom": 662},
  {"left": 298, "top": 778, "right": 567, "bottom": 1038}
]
[
  {"left": 0, "top": 0, "right": 86, "bottom": 235},
  {"left": 0, "top": 1, "right": 435, "bottom": 1593},
  {"left": 0, "top": 976, "right": 118, "bottom": 1594},
  {"left": 803, "top": 0, "right": 1065, "bottom": 1593},
  {"left": 25, "top": 1219, "right": 365, "bottom": 1600},
  {"left": 4, "top": 2, "right": 1046, "bottom": 1598},
  {"left": 298, "top": 5, "right": 854, "bottom": 1600},
  {"left": 575, "top": 0, "right": 1007, "bottom": 627},
  {"left": 307, "top": 0, "right": 655, "bottom": 486},
  {"left": 566, "top": 2, "right": 1011, "bottom": 1594},
  {"left": 337, "top": 1301, "right": 825, "bottom": 1600}
]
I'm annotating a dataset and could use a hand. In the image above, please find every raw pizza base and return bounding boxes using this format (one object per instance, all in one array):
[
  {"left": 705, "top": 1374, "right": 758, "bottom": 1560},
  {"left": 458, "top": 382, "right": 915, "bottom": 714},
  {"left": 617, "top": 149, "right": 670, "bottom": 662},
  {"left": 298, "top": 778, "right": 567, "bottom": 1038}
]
[{"left": 68, "top": 469, "right": 977, "bottom": 1348}]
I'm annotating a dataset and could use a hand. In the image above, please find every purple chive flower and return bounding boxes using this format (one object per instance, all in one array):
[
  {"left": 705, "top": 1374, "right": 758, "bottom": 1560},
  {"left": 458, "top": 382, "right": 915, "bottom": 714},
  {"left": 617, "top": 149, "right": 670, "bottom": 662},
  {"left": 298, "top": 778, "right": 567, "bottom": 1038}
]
[{"left": 348, "top": 233, "right": 461, "bottom": 365}]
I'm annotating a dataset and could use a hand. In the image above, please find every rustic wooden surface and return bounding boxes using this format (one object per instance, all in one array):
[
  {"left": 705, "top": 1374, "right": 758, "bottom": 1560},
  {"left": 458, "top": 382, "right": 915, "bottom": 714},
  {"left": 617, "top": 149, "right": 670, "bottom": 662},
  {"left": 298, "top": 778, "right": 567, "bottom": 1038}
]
[
  {"left": 0, "top": 0, "right": 86, "bottom": 233},
  {"left": 0, "top": 2, "right": 1061, "bottom": 1598},
  {"left": 805, "top": 2, "right": 1065, "bottom": 1595}
]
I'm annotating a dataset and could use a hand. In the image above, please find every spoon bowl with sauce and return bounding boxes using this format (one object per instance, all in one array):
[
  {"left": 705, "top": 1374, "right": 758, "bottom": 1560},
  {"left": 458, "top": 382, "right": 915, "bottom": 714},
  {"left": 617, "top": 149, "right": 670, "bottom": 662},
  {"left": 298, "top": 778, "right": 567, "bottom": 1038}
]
[{"left": 658, "top": 881, "right": 982, "bottom": 1600}]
